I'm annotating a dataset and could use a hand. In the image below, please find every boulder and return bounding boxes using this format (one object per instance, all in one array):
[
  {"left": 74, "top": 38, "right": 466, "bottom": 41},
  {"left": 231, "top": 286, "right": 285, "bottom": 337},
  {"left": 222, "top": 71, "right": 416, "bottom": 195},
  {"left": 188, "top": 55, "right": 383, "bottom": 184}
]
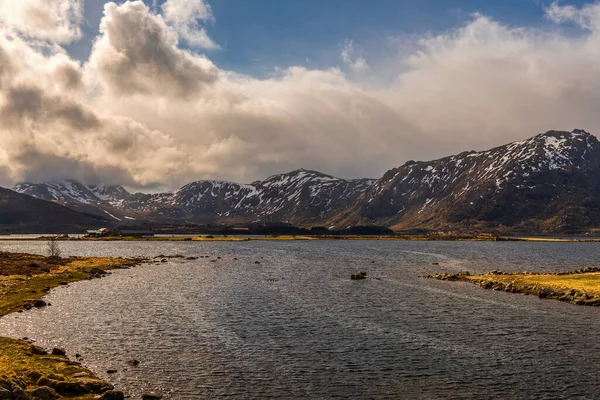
[
  {"left": 12, "top": 387, "right": 29, "bottom": 400},
  {"left": 29, "top": 386, "right": 57, "bottom": 400},
  {"left": 98, "top": 390, "right": 125, "bottom": 400},
  {"left": 51, "top": 348, "right": 66, "bottom": 356},
  {"left": 88, "top": 268, "right": 106, "bottom": 275},
  {"left": 31, "top": 345, "right": 48, "bottom": 355},
  {"left": 33, "top": 300, "right": 47, "bottom": 308}
]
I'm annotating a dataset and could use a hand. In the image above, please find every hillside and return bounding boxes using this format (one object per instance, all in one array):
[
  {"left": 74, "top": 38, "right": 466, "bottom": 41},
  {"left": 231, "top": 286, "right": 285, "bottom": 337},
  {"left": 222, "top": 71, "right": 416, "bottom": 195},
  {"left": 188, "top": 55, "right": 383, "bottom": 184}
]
[{"left": 0, "top": 187, "right": 109, "bottom": 233}]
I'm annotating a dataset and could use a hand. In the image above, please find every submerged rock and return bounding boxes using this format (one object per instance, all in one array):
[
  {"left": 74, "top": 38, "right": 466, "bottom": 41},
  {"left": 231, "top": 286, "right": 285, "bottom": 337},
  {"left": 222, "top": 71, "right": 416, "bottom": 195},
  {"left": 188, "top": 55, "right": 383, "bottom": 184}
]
[
  {"left": 351, "top": 272, "right": 367, "bottom": 280},
  {"left": 142, "top": 393, "right": 164, "bottom": 399},
  {"left": 99, "top": 390, "right": 125, "bottom": 400},
  {"left": 424, "top": 271, "right": 470, "bottom": 281}
]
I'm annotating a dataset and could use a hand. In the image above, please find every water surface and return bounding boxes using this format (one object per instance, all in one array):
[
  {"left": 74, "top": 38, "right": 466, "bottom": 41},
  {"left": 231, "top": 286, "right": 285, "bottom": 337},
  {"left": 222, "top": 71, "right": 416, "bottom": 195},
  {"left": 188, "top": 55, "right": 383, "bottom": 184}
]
[{"left": 1, "top": 240, "right": 599, "bottom": 399}]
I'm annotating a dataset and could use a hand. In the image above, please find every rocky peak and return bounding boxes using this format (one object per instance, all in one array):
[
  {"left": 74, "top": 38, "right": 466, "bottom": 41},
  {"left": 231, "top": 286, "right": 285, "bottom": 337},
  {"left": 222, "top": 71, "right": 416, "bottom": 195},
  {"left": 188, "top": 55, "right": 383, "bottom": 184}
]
[{"left": 14, "top": 181, "right": 132, "bottom": 206}]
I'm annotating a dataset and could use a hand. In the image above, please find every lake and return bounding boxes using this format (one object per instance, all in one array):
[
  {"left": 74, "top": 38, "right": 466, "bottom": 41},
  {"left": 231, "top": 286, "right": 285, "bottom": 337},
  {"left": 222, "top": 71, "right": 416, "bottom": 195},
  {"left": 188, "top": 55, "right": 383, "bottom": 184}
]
[{"left": 0, "top": 240, "right": 599, "bottom": 399}]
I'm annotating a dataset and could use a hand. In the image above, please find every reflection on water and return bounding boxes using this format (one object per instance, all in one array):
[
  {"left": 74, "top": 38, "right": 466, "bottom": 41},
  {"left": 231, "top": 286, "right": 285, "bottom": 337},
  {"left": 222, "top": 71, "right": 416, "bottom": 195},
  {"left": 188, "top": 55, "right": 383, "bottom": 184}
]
[{"left": 1, "top": 240, "right": 600, "bottom": 399}]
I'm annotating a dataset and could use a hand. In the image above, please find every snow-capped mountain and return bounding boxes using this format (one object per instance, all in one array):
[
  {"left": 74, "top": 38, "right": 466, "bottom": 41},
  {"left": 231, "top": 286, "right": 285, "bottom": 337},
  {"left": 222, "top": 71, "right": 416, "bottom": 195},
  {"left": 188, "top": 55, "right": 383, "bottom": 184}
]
[
  {"left": 328, "top": 129, "right": 600, "bottom": 233},
  {"left": 14, "top": 181, "right": 131, "bottom": 206},
  {"left": 14, "top": 129, "right": 600, "bottom": 233},
  {"left": 14, "top": 169, "right": 375, "bottom": 225}
]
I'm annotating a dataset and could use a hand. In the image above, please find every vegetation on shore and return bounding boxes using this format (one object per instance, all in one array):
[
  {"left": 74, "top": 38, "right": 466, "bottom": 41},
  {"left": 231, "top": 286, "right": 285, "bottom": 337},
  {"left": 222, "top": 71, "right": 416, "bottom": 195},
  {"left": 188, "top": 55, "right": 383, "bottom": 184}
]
[
  {"left": 425, "top": 268, "right": 600, "bottom": 306},
  {"left": 0, "top": 252, "right": 141, "bottom": 399}
]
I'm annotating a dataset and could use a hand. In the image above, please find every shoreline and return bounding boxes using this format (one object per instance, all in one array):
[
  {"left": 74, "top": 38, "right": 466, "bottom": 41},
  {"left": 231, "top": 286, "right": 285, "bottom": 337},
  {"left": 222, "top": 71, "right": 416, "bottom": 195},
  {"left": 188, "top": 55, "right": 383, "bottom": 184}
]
[
  {"left": 0, "top": 252, "right": 143, "bottom": 399},
  {"left": 425, "top": 268, "right": 600, "bottom": 306},
  {"left": 2, "top": 235, "right": 600, "bottom": 243}
]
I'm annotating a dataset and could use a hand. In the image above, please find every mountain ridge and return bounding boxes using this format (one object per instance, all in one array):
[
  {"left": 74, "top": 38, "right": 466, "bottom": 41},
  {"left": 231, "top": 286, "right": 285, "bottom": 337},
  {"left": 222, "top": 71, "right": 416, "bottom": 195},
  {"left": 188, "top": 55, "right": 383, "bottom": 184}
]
[
  {"left": 327, "top": 129, "right": 600, "bottom": 233},
  {"left": 15, "top": 169, "right": 375, "bottom": 226},
  {"left": 12, "top": 129, "right": 600, "bottom": 234}
]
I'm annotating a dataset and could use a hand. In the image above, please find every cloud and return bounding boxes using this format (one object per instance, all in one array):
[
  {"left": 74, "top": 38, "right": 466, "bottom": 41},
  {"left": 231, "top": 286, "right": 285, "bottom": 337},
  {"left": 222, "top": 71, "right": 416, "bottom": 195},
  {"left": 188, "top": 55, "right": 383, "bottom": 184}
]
[
  {"left": 161, "top": 0, "right": 220, "bottom": 49},
  {"left": 88, "top": 1, "right": 218, "bottom": 98},
  {"left": 0, "top": 0, "right": 83, "bottom": 43},
  {"left": 4, "top": 0, "right": 600, "bottom": 191},
  {"left": 341, "top": 40, "right": 370, "bottom": 74},
  {"left": 545, "top": 1, "right": 600, "bottom": 31},
  {"left": 0, "top": 27, "right": 195, "bottom": 187}
]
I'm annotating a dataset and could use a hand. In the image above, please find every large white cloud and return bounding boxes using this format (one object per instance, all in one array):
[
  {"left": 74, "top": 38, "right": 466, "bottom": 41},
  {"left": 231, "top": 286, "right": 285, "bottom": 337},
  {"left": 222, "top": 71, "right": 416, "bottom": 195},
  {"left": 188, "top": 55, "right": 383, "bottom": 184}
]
[
  {"left": 0, "top": 0, "right": 83, "bottom": 43},
  {"left": 88, "top": 1, "right": 218, "bottom": 98},
  {"left": 3, "top": 0, "right": 600, "bottom": 190}
]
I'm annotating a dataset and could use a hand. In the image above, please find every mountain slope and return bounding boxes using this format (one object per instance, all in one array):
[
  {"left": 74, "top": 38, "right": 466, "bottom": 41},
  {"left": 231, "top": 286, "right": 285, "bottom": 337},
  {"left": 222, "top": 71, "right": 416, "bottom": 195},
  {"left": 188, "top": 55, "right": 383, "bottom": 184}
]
[
  {"left": 328, "top": 130, "right": 600, "bottom": 233},
  {"left": 0, "top": 187, "right": 109, "bottom": 233}
]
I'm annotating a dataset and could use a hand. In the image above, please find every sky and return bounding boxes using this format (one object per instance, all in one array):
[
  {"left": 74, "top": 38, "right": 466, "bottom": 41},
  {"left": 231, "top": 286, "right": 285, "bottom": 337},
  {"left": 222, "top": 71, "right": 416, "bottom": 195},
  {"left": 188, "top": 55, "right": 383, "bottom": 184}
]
[{"left": 0, "top": 0, "right": 599, "bottom": 190}]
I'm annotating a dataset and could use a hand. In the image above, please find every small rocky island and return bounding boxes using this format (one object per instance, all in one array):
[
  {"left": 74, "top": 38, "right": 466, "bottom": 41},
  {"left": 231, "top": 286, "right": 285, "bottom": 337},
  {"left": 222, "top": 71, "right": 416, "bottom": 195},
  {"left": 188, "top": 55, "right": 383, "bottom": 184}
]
[{"left": 425, "top": 268, "right": 600, "bottom": 306}]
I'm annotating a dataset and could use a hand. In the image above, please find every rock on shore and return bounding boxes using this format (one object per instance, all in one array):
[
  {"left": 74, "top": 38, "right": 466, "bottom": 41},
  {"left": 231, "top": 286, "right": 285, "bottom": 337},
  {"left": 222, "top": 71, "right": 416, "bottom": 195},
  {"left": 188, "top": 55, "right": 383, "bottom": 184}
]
[{"left": 424, "top": 269, "right": 600, "bottom": 306}]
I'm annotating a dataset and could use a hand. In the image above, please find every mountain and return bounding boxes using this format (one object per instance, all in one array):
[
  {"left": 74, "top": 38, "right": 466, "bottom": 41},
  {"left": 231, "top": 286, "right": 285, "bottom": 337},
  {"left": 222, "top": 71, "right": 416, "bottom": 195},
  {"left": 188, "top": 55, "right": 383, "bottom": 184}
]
[
  {"left": 13, "top": 181, "right": 139, "bottom": 223},
  {"left": 0, "top": 187, "right": 109, "bottom": 233},
  {"left": 13, "top": 129, "right": 600, "bottom": 234},
  {"left": 15, "top": 169, "right": 375, "bottom": 226},
  {"left": 14, "top": 181, "right": 131, "bottom": 206},
  {"left": 328, "top": 129, "right": 600, "bottom": 233}
]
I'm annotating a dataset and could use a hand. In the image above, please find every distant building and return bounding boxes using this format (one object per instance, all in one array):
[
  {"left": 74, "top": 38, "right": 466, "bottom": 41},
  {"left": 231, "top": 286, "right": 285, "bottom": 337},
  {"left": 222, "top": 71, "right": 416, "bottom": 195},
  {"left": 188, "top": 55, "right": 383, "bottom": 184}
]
[
  {"left": 85, "top": 228, "right": 110, "bottom": 237},
  {"left": 120, "top": 230, "right": 155, "bottom": 238}
]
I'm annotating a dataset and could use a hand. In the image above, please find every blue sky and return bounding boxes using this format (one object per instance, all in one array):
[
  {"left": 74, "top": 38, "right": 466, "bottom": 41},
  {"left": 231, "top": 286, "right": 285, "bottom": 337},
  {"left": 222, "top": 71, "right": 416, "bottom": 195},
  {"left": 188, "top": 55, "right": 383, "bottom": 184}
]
[{"left": 70, "top": 0, "right": 592, "bottom": 76}]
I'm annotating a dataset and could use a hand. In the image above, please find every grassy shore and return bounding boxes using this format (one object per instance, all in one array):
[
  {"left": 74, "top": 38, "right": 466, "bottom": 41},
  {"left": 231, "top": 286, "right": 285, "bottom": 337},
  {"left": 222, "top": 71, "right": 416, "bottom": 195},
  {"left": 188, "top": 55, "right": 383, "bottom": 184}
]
[
  {"left": 425, "top": 268, "right": 600, "bottom": 306},
  {"left": 0, "top": 252, "right": 141, "bottom": 399}
]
